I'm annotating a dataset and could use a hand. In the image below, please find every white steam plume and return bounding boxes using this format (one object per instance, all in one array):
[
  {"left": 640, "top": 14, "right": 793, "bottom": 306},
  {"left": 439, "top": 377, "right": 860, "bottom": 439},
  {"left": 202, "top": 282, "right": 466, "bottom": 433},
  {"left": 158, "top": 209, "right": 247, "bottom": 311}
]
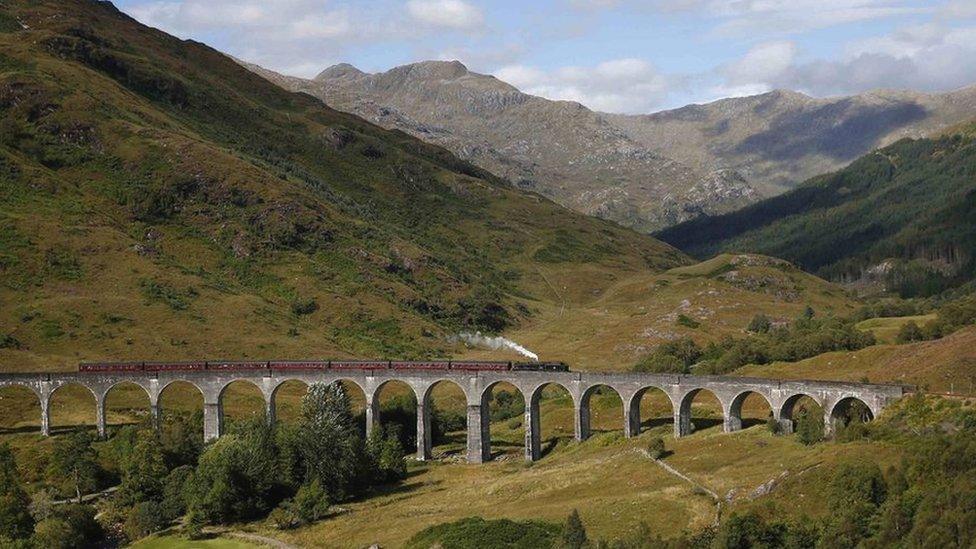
[{"left": 452, "top": 332, "right": 539, "bottom": 361}]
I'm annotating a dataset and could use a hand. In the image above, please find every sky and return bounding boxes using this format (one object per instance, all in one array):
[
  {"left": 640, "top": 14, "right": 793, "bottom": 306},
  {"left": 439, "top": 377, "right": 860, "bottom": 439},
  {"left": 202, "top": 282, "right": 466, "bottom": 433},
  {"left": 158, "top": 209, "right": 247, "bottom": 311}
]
[{"left": 114, "top": 0, "right": 976, "bottom": 114}]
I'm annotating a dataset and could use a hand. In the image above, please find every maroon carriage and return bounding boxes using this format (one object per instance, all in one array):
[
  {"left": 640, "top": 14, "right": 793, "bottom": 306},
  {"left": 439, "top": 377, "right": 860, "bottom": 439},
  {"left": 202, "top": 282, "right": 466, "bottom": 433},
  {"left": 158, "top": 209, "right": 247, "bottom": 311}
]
[
  {"left": 207, "top": 360, "right": 269, "bottom": 371},
  {"left": 144, "top": 361, "right": 207, "bottom": 372},
  {"left": 331, "top": 360, "right": 390, "bottom": 370},
  {"left": 79, "top": 362, "right": 144, "bottom": 373},
  {"left": 269, "top": 360, "right": 328, "bottom": 371},
  {"left": 390, "top": 361, "right": 451, "bottom": 370},
  {"left": 449, "top": 361, "right": 511, "bottom": 371}
]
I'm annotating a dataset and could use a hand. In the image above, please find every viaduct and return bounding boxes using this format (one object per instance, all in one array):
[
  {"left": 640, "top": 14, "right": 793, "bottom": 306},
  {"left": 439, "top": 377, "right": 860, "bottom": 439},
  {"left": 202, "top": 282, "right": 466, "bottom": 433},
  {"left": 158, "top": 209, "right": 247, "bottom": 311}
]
[{"left": 0, "top": 369, "right": 907, "bottom": 463}]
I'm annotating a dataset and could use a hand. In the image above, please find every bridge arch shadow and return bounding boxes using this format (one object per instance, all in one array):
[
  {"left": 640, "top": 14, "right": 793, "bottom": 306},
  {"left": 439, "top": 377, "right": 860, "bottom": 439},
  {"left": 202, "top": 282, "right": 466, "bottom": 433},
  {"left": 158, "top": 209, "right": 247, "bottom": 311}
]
[
  {"left": 422, "top": 380, "right": 467, "bottom": 456},
  {"left": 103, "top": 381, "right": 152, "bottom": 432},
  {"left": 49, "top": 382, "right": 97, "bottom": 434},
  {"left": 779, "top": 393, "right": 824, "bottom": 434},
  {"left": 630, "top": 386, "right": 675, "bottom": 436},
  {"left": 829, "top": 396, "right": 874, "bottom": 431},
  {"left": 372, "top": 379, "right": 418, "bottom": 454},
  {"left": 529, "top": 382, "right": 575, "bottom": 459},
  {"left": 481, "top": 381, "right": 525, "bottom": 460},
  {"left": 677, "top": 388, "right": 724, "bottom": 436},
  {"left": 728, "top": 391, "right": 774, "bottom": 432},
  {"left": 580, "top": 384, "right": 624, "bottom": 438}
]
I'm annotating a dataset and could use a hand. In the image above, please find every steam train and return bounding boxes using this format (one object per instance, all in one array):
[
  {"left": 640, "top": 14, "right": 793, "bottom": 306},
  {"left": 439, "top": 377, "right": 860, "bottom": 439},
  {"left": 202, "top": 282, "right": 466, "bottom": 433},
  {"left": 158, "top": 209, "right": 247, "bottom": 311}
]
[{"left": 78, "top": 360, "right": 569, "bottom": 373}]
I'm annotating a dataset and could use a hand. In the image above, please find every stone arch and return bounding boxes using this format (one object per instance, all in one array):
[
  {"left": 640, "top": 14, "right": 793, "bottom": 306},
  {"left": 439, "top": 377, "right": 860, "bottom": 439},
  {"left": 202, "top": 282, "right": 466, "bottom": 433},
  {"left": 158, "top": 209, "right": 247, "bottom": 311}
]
[
  {"left": 527, "top": 381, "right": 575, "bottom": 461},
  {"left": 0, "top": 384, "right": 42, "bottom": 433},
  {"left": 157, "top": 379, "right": 205, "bottom": 430},
  {"left": 270, "top": 379, "right": 311, "bottom": 424},
  {"left": 218, "top": 379, "right": 267, "bottom": 426},
  {"left": 102, "top": 381, "right": 152, "bottom": 432},
  {"left": 48, "top": 382, "right": 98, "bottom": 434},
  {"left": 579, "top": 384, "right": 625, "bottom": 440},
  {"left": 779, "top": 393, "right": 824, "bottom": 434},
  {"left": 726, "top": 390, "right": 774, "bottom": 432},
  {"left": 628, "top": 386, "right": 676, "bottom": 437},
  {"left": 417, "top": 379, "right": 468, "bottom": 460},
  {"left": 478, "top": 381, "right": 526, "bottom": 462},
  {"left": 676, "top": 387, "right": 724, "bottom": 437},
  {"left": 370, "top": 379, "right": 418, "bottom": 452},
  {"left": 828, "top": 396, "right": 874, "bottom": 431}
]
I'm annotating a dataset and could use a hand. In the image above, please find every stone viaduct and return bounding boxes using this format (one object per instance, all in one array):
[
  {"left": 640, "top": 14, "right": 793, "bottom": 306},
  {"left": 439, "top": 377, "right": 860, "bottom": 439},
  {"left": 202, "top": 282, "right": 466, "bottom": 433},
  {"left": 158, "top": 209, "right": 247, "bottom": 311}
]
[{"left": 0, "top": 369, "right": 907, "bottom": 463}]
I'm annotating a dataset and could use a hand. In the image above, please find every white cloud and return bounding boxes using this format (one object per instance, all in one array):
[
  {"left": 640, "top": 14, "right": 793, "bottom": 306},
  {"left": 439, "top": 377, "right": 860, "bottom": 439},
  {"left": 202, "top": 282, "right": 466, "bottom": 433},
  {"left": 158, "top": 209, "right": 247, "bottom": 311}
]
[
  {"left": 713, "top": 23, "right": 976, "bottom": 97},
  {"left": 496, "top": 58, "right": 673, "bottom": 113},
  {"left": 406, "top": 0, "right": 484, "bottom": 30},
  {"left": 722, "top": 41, "right": 797, "bottom": 86},
  {"left": 653, "top": 0, "right": 933, "bottom": 36}
]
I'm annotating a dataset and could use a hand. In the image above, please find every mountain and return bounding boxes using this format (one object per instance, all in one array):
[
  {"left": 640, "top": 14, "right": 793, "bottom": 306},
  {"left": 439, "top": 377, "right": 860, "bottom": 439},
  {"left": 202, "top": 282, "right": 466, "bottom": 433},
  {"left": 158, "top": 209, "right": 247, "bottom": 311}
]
[
  {"left": 656, "top": 121, "right": 976, "bottom": 297},
  {"left": 0, "top": 0, "right": 688, "bottom": 371},
  {"left": 246, "top": 61, "right": 976, "bottom": 232},
  {"left": 246, "top": 61, "right": 759, "bottom": 232},
  {"left": 609, "top": 86, "right": 976, "bottom": 196}
]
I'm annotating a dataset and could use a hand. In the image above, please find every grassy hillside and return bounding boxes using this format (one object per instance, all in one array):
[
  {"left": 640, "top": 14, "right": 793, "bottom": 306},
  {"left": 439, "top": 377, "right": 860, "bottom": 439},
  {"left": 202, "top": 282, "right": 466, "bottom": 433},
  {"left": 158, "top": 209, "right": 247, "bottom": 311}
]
[
  {"left": 465, "top": 253, "right": 857, "bottom": 369},
  {"left": 0, "top": 0, "right": 687, "bottom": 372},
  {"left": 656, "top": 127, "right": 976, "bottom": 297},
  {"left": 737, "top": 325, "right": 976, "bottom": 395}
]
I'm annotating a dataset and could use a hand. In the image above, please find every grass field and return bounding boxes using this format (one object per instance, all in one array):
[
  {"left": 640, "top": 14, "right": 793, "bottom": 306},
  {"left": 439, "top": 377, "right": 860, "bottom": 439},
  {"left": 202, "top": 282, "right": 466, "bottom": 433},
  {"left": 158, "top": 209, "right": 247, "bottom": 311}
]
[
  {"left": 130, "top": 535, "right": 258, "bottom": 549},
  {"left": 855, "top": 314, "right": 938, "bottom": 344},
  {"left": 737, "top": 325, "right": 976, "bottom": 395}
]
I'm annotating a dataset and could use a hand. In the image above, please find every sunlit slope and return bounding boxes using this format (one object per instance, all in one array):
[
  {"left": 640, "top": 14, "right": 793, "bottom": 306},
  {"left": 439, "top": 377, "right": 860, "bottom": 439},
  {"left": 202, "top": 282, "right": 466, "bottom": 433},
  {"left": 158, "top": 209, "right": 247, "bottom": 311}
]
[
  {"left": 736, "top": 325, "right": 976, "bottom": 394},
  {"left": 0, "top": 0, "right": 686, "bottom": 372},
  {"left": 459, "top": 254, "right": 857, "bottom": 369}
]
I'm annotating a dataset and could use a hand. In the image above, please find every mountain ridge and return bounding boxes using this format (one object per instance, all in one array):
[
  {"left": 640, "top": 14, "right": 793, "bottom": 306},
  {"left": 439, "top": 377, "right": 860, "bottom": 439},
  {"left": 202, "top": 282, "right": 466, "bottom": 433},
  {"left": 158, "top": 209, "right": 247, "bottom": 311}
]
[{"left": 246, "top": 58, "right": 976, "bottom": 230}]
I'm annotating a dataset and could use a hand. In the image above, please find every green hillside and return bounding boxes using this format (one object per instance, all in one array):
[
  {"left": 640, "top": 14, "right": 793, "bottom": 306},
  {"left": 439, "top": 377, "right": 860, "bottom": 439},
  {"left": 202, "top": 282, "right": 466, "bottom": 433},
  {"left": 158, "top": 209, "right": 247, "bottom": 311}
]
[
  {"left": 656, "top": 127, "right": 976, "bottom": 297},
  {"left": 0, "top": 0, "right": 687, "bottom": 370}
]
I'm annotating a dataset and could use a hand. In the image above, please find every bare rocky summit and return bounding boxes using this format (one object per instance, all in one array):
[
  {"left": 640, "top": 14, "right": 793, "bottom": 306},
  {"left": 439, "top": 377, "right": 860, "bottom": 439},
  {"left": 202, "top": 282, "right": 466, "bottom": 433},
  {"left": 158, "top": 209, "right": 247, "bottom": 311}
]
[
  {"left": 246, "top": 60, "right": 756, "bottom": 232},
  {"left": 246, "top": 59, "right": 976, "bottom": 230}
]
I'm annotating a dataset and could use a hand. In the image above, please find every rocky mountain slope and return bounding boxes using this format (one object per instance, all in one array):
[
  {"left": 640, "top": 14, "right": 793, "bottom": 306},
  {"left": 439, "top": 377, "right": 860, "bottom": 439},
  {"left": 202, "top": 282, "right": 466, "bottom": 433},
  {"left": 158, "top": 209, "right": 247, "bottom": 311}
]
[
  {"left": 247, "top": 61, "right": 758, "bottom": 232},
  {"left": 0, "top": 0, "right": 688, "bottom": 371},
  {"left": 656, "top": 120, "right": 976, "bottom": 297},
  {"left": 247, "top": 61, "right": 976, "bottom": 232},
  {"left": 610, "top": 86, "right": 976, "bottom": 195}
]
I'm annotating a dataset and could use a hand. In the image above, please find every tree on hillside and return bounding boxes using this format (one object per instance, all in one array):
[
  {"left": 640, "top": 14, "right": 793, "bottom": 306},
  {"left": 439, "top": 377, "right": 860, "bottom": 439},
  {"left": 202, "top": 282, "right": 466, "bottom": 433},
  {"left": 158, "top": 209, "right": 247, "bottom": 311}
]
[
  {"left": 47, "top": 432, "right": 99, "bottom": 503},
  {"left": 289, "top": 382, "right": 358, "bottom": 498},
  {"left": 562, "top": 509, "right": 587, "bottom": 549},
  {"left": 747, "top": 313, "right": 772, "bottom": 334},
  {"left": 896, "top": 321, "right": 925, "bottom": 343},
  {"left": 0, "top": 443, "right": 34, "bottom": 539},
  {"left": 118, "top": 431, "right": 168, "bottom": 506},
  {"left": 795, "top": 410, "right": 824, "bottom": 446}
]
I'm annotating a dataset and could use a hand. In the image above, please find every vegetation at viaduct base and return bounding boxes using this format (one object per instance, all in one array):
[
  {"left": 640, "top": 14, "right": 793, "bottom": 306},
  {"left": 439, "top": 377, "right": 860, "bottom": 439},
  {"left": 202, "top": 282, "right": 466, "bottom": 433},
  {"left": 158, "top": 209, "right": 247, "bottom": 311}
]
[{"left": 0, "top": 382, "right": 408, "bottom": 547}]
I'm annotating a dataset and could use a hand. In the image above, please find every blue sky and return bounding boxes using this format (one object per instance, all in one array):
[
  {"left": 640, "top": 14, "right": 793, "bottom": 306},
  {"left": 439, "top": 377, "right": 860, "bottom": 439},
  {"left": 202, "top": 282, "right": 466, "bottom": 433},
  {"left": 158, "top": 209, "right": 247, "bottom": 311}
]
[{"left": 115, "top": 0, "right": 976, "bottom": 113}]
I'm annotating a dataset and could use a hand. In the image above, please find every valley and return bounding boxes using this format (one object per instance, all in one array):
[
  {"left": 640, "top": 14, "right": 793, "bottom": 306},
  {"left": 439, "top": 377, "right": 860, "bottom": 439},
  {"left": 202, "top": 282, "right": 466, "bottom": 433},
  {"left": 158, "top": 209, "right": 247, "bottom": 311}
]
[{"left": 1, "top": 1, "right": 976, "bottom": 548}]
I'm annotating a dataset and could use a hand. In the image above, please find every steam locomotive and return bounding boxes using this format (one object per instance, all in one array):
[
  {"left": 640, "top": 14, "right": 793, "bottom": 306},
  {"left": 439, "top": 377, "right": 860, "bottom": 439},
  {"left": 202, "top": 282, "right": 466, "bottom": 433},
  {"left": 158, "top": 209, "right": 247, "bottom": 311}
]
[{"left": 78, "top": 360, "right": 569, "bottom": 373}]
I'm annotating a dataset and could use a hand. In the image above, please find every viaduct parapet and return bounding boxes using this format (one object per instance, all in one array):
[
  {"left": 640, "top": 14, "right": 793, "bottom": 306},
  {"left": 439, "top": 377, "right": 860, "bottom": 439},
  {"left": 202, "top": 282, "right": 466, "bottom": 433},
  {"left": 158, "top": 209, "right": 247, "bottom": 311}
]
[{"left": 0, "top": 369, "right": 908, "bottom": 463}]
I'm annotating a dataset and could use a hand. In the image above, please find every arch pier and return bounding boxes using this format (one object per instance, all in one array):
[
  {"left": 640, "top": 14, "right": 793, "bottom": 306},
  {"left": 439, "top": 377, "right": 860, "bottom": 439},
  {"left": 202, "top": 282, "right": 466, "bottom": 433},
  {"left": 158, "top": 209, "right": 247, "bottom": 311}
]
[{"left": 0, "top": 371, "right": 906, "bottom": 463}]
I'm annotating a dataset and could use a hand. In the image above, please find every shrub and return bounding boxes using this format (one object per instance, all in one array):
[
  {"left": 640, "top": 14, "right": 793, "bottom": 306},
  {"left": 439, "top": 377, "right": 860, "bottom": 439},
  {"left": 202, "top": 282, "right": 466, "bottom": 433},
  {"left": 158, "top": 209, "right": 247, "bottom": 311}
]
[
  {"left": 795, "top": 410, "right": 824, "bottom": 445},
  {"left": 646, "top": 437, "right": 666, "bottom": 459},
  {"left": 290, "top": 297, "right": 318, "bottom": 316},
  {"left": 747, "top": 313, "right": 772, "bottom": 334},
  {"left": 159, "top": 465, "right": 194, "bottom": 521},
  {"left": 124, "top": 501, "right": 166, "bottom": 541},
  {"left": 896, "top": 320, "right": 925, "bottom": 343},
  {"left": 676, "top": 314, "right": 700, "bottom": 328},
  {"left": 268, "top": 505, "right": 299, "bottom": 530},
  {"left": 292, "top": 480, "right": 331, "bottom": 524},
  {"left": 766, "top": 415, "right": 781, "bottom": 435}
]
